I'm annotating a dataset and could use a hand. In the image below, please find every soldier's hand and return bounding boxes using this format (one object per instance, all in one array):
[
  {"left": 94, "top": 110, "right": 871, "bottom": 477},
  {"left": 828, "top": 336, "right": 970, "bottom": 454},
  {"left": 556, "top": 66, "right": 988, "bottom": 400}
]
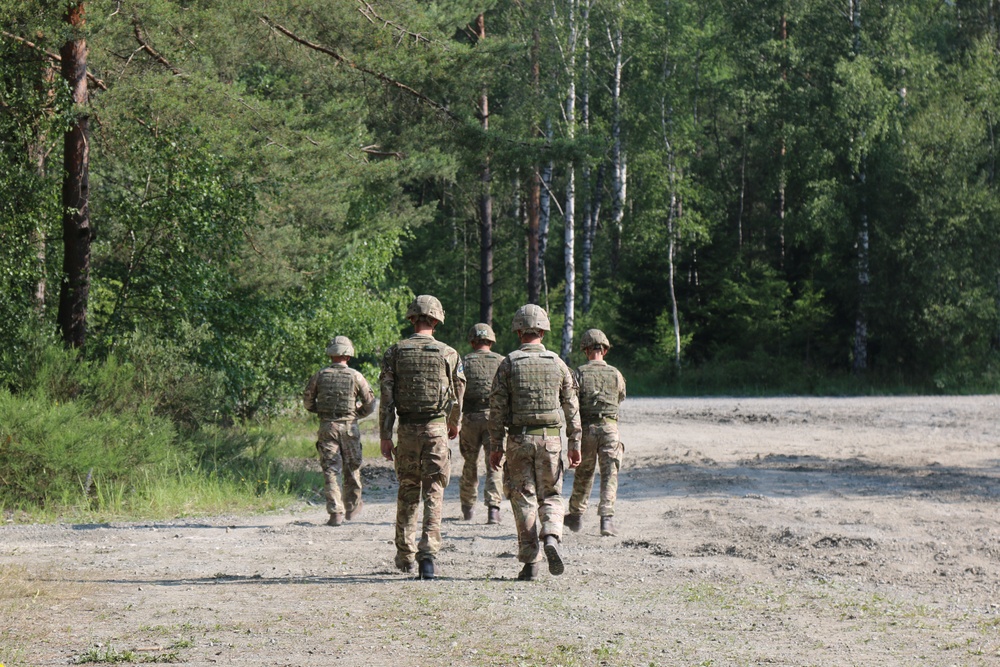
[
  {"left": 567, "top": 449, "right": 582, "bottom": 469},
  {"left": 448, "top": 424, "right": 459, "bottom": 440},
  {"left": 489, "top": 450, "right": 503, "bottom": 471},
  {"left": 380, "top": 438, "right": 395, "bottom": 461}
]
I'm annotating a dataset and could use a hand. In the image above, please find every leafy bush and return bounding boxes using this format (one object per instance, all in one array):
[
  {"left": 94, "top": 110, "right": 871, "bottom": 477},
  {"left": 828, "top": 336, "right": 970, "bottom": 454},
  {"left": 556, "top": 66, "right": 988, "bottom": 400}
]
[{"left": 0, "top": 387, "right": 176, "bottom": 509}]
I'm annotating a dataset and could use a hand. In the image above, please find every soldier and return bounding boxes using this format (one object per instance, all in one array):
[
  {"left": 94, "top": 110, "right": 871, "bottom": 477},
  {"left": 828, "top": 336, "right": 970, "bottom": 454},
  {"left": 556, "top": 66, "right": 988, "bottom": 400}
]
[
  {"left": 379, "top": 295, "right": 466, "bottom": 580},
  {"left": 488, "top": 304, "right": 581, "bottom": 581},
  {"left": 565, "top": 329, "right": 627, "bottom": 537},
  {"left": 303, "top": 336, "right": 376, "bottom": 527},
  {"left": 459, "top": 323, "right": 505, "bottom": 524}
]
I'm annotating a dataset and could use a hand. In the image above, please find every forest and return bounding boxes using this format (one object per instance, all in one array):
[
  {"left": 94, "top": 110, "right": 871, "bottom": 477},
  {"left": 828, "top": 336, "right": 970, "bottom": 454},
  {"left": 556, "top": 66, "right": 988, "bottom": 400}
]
[{"left": 1, "top": 2, "right": 999, "bottom": 511}]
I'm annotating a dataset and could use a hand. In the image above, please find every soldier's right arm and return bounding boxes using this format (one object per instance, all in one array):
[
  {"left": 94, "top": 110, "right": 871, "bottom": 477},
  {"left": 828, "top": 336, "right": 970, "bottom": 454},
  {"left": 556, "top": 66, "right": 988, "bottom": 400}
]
[
  {"left": 378, "top": 346, "right": 397, "bottom": 441},
  {"left": 487, "top": 359, "right": 512, "bottom": 455},
  {"left": 303, "top": 371, "right": 320, "bottom": 413}
]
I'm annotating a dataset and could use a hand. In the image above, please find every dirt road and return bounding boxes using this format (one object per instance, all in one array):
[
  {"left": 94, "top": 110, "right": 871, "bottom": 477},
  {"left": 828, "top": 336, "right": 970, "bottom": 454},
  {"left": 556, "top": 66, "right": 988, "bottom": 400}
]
[{"left": 2, "top": 396, "right": 998, "bottom": 666}]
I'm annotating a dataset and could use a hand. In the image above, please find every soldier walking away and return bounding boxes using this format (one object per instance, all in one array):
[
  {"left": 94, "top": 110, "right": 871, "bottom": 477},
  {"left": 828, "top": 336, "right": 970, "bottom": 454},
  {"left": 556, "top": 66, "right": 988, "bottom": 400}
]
[
  {"left": 459, "top": 323, "right": 505, "bottom": 524},
  {"left": 488, "top": 305, "right": 581, "bottom": 581},
  {"left": 565, "top": 329, "right": 627, "bottom": 537},
  {"left": 303, "top": 336, "right": 376, "bottom": 527},
  {"left": 380, "top": 295, "right": 466, "bottom": 580}
]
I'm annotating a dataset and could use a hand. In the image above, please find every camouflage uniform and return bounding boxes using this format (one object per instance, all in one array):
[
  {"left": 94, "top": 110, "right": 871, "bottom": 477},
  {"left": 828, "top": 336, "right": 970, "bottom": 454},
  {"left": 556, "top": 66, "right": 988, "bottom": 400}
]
[
  {"left": 569, "top": 359, "right": 626, "bottom": 518},
  {"left": 489, "top": 343, "right": 581, "bottom": 566},
  {"left": 460, "top": 347, "right": 504, "bottom": 512},
  {"left": 380, "top": 333, "right": 465, "bottom": 571},
  {"left": 303, "top": 362, "right": 375, "bottom": 520}
]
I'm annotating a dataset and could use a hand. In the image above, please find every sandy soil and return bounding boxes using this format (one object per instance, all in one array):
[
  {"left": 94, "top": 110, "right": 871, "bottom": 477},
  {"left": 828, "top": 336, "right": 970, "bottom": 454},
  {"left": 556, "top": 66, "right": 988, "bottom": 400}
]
[{"left": 2, "top": 396, "right": 999, "bottom": 666}]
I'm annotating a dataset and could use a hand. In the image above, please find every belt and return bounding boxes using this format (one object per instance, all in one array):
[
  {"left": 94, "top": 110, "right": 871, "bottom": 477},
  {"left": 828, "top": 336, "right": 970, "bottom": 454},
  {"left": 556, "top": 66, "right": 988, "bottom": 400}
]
[
  {"left": 583, "top": 416, "right": 617, "bottom": 426},
  {"left": 400, "top": 415, "right": 446, "bottom": 425},
  {"left": 518, "top": 425, "right": 559, "bottom": 437}
]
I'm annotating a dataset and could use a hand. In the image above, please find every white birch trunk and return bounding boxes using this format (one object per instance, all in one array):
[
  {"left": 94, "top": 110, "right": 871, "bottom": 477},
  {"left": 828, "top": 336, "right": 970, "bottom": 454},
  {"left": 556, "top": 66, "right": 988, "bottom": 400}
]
[
  {"left": 609, "top": 2, "right": 626, "bottom": 273},
  {"left": 560, "top": 0, "right": 578, "bottom": 360},
  {"left": 539, "top": 121, "right": 554, "bottom": 308},
  {"left": 580, "top": 0, "right": 595, "bottom": 314}
]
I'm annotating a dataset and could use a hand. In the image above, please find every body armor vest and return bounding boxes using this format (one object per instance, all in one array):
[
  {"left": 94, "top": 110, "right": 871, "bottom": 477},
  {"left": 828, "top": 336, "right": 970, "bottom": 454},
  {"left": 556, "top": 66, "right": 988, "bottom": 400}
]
[
  {"left": 463, "top": 351, "right": 503, "bottom": 413},
  {"left": 315, "top": 366, "right": 357, "bottom": 418},
  {"left": 578, "top": 363, "right": 621, "bottom": 421},
  {"left": 508, "top": 349, "right": 563, "bottom": 426},
  {"left": 394, "top": 338, "right": 451, "bottom": 419}
]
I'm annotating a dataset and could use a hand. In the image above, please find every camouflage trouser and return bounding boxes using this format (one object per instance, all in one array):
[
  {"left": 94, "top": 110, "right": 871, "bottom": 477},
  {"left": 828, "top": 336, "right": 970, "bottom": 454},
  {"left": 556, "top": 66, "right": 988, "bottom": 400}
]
[
  {"left": 568, "top": 421, "right": 622, "bottom": 517},
  {"left": 505, "top": 433, "right": 564, "bottom": 564},
  {"left": 459, "top": 412, "right": 503, "bottom": 509},
  {"left": 393, "top": 421, "right": 451, "bottom": 568},
  {"left": 316, "top": 419, "right": 363, "bottom": 517}
]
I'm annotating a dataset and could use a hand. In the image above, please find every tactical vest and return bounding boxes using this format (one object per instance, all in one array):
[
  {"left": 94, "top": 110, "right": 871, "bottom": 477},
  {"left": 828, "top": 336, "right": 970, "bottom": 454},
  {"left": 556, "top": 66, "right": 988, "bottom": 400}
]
[
  {"left": 462, "top": 350, "right": 503, "bottom": 413},
  {"left": 508, "top": 349, "right": 564, "bottom": 427},
  {"left": 315, "top": 366, "right": 357, "bottom": 418},
  {"left": 393, "top": 338, "right": 451, "bottom": 420},
  {"left": 577, "top": 363, "right": 621, "bottom": 421}
]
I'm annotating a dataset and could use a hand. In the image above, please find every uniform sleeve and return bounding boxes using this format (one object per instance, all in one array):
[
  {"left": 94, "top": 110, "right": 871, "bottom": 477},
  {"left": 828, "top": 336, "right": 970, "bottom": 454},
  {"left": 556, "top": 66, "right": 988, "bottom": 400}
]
[
  {"left": 487, "top": 359, "right": 512, "bottom": 454},
  {"left": 560, "top": 361, "right": 582, "bottom": 451},
  {"left": 447, "top": 347, "right": 466, "bottom": 432},
  {"left": 355, "top": 373, "right": 376, "bottom": 419},
  {"left": 618, "top": 369, "right": 627, "bottom": 404},
  {"left": 378, "top": 346, "right": 397, "bottom": 440},
  {"left": 303, "top": 371, "right": 320, "bottom": 413}
]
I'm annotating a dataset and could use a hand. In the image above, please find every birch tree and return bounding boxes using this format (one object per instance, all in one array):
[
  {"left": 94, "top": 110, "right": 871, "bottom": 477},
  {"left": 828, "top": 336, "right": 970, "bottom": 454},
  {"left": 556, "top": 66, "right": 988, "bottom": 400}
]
[
  {"left": 558, "top": 0, "right": 579, "bottom": 359},
  {"left": 608, "top": 0, "right": 627, "bottom": 274}
]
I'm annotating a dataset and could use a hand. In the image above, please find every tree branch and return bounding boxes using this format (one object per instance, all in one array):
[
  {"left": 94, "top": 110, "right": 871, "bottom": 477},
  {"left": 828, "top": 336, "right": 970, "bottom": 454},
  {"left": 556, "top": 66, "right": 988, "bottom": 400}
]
[
  {"left": 360, "top": 144, "right": 405, "bottom": 159},
  {"left": 0, "top": 30, "right": 107, "bottom": 91},
  {"left": 132, "top": 20, "right": 185, "bottom": 76},
  {"left": 259, "top": 15, "right": 459, "bottom": 122},
  {"left": 354, "top": 0, "right": 437, "bottom": 47}
]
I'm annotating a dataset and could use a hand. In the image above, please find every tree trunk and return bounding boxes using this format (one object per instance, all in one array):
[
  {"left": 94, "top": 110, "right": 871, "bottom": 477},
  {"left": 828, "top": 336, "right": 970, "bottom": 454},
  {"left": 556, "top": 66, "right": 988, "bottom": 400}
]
[
  {"left": 538, "top": 121, "right": 554, "bottom": 309},
  {"left": 609, "top": 2, "right": 626, "bottom": 274},
  {"left": 850, "top": 0, "right": 869, "bottom": 374},
  {"left": 560, "top": 0, "right": 578, "bottom": 360},
  {"left": 580, "top": 0, "right": 600, "bottom": 315},
  {"left": 527, "top": 28, "right": 543, "bottom": 305},
  {"left": 475, "top": 14, "right": 494, "bottom": 326},
  {"left": 57, "top": 1, "right": 92, "bottom": 349}
]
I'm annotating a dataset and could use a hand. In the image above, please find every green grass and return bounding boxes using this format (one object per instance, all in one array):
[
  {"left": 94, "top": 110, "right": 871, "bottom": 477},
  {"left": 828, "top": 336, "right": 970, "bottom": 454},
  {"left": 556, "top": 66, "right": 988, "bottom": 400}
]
[{"left": 0, "top": 404, "right": 391, "bottom": 523}]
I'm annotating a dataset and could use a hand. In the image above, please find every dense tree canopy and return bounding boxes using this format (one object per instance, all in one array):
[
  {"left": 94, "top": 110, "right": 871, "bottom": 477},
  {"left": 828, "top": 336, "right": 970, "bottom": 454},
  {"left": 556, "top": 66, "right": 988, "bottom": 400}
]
[{"left": 2, "top": 0, "right": 998, "bottom": 416}]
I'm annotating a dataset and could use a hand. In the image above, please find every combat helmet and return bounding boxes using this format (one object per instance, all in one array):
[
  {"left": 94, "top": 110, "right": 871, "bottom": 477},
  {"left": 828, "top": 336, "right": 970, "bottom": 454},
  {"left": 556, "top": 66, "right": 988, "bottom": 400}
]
[
  {"left": 326, "top": 335, "right": 356, "bottom": 358},
  {"left": 511, "top": 304, "right": 551, "bottom": 334},
  {"left": 467, "top": 322, "right": 497, "bottom": 344},
  {"left": 406, "top": 295, "right": 446, "bottom": 324},
  {"left": 580, "top": 328, "right": 611, "bottom": 351}
]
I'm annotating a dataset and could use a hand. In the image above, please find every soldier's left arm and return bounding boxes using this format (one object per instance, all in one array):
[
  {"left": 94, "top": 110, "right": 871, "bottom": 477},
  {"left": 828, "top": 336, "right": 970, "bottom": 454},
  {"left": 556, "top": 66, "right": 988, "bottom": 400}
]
[
  {"left": 618, "top": 369, "right": 627, "bottom": 404},
  {"left": 447, "top": 347, "right": 466, "bottom": 434},
  {"left": 356, "top": 373, "right": 377, "bottom": 419}
]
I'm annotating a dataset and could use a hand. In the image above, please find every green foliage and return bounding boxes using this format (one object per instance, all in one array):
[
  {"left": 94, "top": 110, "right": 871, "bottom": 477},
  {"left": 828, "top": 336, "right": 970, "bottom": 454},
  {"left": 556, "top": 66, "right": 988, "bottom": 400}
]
[{"left": 0, "top": 386, "right": 176, "bottom": 509}]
